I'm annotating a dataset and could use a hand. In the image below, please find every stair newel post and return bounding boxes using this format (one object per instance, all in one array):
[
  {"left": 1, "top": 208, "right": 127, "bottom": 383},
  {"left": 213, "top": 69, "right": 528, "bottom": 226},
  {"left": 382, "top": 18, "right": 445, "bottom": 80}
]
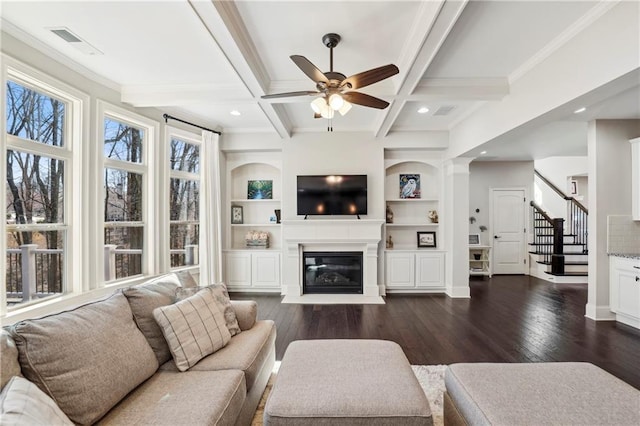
[{"left": 551, "top": 218, "right": 565, "bottom": 275}]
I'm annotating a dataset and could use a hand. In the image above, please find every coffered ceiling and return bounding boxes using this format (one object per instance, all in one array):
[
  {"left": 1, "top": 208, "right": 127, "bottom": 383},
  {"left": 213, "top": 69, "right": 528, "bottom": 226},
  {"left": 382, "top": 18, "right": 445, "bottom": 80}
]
[{"left": 1, "top": 0, "right": 637, "bottom": 159}]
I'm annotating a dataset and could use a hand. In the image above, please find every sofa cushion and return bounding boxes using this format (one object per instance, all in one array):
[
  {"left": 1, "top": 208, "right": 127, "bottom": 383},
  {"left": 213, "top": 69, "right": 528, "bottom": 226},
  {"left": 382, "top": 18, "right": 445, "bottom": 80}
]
[
  {"left": 230, "top": 300, "right": 258, "bottom": 331},
  {"left": 160, "top": 320, "right": 276, "bottom": 391},
  {"left": 0, "top": 376, "right": 73, "bottom": 426},
  {"left": 9, "top": 292, "right": 158, "bottom": 425},
  {"left": 1, "top": 329, "right": 21, "bottom": 389},
  {"left": 122, "top": 273, "right": 182, "bottom": 364},
  {"left": 154, "top": 287, "right": 231, "bottom": 372},
  {"left": 95, "top": 369, "right": 246, "bottom": 426}
]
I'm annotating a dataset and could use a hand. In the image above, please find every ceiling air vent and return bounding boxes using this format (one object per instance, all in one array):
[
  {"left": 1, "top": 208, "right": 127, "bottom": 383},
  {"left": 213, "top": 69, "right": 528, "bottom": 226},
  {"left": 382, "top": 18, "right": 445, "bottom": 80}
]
[
  {"left": 433, "top": 105, "right": 456, "bottom": 116},
  {"left": 47, "top": 27, "right": 103, "bottom": 56}
]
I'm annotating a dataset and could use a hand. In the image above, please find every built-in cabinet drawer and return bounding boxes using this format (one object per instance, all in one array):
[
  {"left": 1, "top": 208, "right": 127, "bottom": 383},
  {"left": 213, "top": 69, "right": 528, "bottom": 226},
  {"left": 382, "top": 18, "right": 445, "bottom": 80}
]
[
  {"left": 610, "top": 256, "right": 640, "bottom": 329},
  {"left": 385, "top": 251, "right": 445, "bottom": 291},
  {"left": 224, "top": 251, "right": 280, "bottom": 290},
  {"left": 631, "top": 139, "right": 640, "bottom": 221}
]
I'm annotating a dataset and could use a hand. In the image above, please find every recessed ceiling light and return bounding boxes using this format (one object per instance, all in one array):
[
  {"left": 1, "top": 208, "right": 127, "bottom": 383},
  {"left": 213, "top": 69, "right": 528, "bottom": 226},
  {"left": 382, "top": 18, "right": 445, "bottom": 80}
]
[
  {"left": 480, "top": 151, "right": 487, "bottom": 155},
  {"left": 417, "top": 107, "right": 429, "bottom": 114},
  {"left": 230, "top": 110, "right": 241, "bottom": 116},
  {"left": 574, "top": 107, "right": 586, "bottom": 114}
]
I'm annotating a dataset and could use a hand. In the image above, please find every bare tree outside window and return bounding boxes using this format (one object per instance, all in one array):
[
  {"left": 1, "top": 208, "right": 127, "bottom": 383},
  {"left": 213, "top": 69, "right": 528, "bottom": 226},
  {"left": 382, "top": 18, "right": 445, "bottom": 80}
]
[
  {"left": 5, "top": 81, "right": 66, "bottom": 304},
  {"left": 103, "top": 118, "right": 144, "bottom": 279},
  {"left": 169, "top": 139, "right": 199, "bottom": 267}
]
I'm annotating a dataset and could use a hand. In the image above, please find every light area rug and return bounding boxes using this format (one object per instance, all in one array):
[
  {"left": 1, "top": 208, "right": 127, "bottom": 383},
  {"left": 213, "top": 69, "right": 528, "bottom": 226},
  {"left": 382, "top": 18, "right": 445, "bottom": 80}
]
[{"left": 251, "top": 364, "right": 447, "bottom": 426}]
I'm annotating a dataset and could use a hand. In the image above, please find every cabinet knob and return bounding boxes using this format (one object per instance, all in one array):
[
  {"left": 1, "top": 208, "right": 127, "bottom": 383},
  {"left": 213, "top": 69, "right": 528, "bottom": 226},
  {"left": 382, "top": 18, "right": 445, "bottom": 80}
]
[{"left": 494, "top": 235, "right": 501, "bottom": 239}]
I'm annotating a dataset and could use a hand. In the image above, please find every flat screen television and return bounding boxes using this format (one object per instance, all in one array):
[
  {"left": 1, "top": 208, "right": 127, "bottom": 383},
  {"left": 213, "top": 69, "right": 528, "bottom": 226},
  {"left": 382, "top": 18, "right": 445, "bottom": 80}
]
[{"left": 297, "top": 175, "right": 367, "bottom": 216}]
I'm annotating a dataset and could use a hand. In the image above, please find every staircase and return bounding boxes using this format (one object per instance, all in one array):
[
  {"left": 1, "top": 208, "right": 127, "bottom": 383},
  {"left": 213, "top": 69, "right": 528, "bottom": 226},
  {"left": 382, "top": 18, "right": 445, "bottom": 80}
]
[{"left": 529, "top": 170, "right": 588, "bottom": 283}]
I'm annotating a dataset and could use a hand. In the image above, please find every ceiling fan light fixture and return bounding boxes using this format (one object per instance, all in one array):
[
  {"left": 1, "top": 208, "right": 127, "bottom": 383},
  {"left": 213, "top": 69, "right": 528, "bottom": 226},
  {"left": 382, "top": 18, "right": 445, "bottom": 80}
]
[
  {"left": 338, "top": 101, "right": 352, "bottom": 116},
  {"left": 311, "top": 97, "right": 326, "bottom": 114},
  {"left": 320, "top": 107, "right": 334, "bottom": 119},
  {"left": 329, "top": 93, "right": 344, "bottom": 110}
]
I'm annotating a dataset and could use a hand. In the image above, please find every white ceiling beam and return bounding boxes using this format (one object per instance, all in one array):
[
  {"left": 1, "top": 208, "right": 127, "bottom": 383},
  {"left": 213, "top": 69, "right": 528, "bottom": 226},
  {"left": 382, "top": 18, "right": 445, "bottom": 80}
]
[
  {"left": 122, "top": 83, "right": 252, "bottom": 106},
  {"left": 411, "top": 78, "right": 510, "bottom": 101},
  {"left": 187, "top": 0, "right": 292, "bottom": 138},
  {"left": 374, "top": 0, "right": 469, "bottom": 138}
]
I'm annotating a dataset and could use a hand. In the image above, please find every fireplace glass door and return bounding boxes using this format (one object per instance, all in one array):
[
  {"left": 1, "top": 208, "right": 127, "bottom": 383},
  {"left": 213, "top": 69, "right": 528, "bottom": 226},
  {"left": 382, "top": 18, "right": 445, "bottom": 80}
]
[{"left": 303, "top": 252, "right": 363, "bottom": 294}]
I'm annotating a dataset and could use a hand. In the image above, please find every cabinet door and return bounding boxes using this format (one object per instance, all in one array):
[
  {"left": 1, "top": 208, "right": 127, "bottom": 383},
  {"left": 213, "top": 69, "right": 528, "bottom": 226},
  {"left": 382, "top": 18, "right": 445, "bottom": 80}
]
[
  {"left": 415, "top": 252, "right": 444, "bottom": 288},
  {"left": 616, "top": 268, "right": 640, "bottom": 320},
  {"left": 224, "top": 252, "right": 252, "bottom": 288},
  {"left": 385, "top": 253, "right": 415, "bottom": 288},
  {"left": 251, "top": 252, "right": 281, "bottom": 288}
]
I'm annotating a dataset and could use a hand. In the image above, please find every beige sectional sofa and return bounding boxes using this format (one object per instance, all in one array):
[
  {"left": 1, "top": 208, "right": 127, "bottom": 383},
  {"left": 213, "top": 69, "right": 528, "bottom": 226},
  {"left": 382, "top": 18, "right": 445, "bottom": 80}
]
[{"left": 0, "top": 272, "right": 276, "bottom": 425}]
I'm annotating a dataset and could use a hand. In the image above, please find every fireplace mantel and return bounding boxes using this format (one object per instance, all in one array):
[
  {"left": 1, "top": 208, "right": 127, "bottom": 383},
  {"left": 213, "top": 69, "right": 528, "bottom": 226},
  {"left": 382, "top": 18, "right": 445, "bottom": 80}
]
[{"left": 281, "top": 219, "right": 384, "bottom": 303}]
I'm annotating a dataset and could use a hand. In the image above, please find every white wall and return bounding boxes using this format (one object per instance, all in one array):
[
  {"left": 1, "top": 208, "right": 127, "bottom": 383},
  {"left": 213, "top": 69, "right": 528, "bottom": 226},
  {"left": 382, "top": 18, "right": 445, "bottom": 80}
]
[
  {"left": 469, "top": 161, "right": 534, "bottom": 246},
  {"left": 587, "top": 119, "right": 640, "bottom": 321},
  {"left": 534, "top": 156, "right": 588, "bottom": 219},
  {"left": 280, "top": 133, "right": 385, "bottom": 221}
]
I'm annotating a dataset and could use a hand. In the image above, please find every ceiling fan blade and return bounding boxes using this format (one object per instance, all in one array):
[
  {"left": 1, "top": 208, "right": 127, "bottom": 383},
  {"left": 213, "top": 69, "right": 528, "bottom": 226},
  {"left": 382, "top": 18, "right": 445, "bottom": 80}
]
[
  {"left": 291, "top": 55, "right": 329, "bottom": 84},
  {"left": 340, "top": 64, "right": 399, "bottom": 90},
  {"left": 261, "top": 91, "right": 319, "bottom": 99},
  {"left": 342, "top": 92, "right": 390, "bottom": 109}
]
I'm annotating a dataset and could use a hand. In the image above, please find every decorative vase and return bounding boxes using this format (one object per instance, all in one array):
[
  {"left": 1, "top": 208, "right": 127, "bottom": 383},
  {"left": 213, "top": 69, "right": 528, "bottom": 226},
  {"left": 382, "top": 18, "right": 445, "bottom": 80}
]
[
  {"left": 474, "top": 253, "right": 481, "bottom": 260},
  {"left": 386, "top": 205, "right": 394, "bottom": 224},
  {"left": 386, "top": 235, "right": 394, "bottom": 249},
  {"left": 274, "top": 209, "right": 281, "bottom": 224},
  {"left": 428, "top": 210, "right": 438, "bottom": 223}
]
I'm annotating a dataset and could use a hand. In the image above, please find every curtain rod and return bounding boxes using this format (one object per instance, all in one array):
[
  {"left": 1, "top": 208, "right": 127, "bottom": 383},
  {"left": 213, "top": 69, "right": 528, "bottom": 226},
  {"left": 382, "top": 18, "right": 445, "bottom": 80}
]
[{"left": 163, "top": 113, "right": 222, "bottom": 135}]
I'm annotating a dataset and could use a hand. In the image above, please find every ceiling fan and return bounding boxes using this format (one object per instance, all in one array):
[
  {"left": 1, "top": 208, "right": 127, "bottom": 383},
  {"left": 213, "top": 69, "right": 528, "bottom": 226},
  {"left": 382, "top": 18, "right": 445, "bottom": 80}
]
[{"left": 261, "top": 33, "right": 399, "bottom": 127}]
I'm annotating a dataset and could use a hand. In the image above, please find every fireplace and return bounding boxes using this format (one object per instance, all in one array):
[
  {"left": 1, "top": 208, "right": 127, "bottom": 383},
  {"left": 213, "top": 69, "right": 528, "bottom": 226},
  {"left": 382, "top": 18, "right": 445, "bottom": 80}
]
[{"left": 303, "top": 252, "right": 363, "bottom": 294}]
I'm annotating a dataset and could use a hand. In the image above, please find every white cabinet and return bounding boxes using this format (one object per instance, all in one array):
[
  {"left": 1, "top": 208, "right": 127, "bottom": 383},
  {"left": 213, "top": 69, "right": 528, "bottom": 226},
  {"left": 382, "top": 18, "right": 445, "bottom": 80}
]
[
  {"left": 224, "top": 251, "right": 280, "bottom": 291},
  {"left": 631, "top": 138, "right": 640, "bottom": 221},
  {"left": 469, "top": 245, "right": 492, "bottom": 277},
  {"left": 385, "top": 251, "right": 445, "bottom": 291},
  {"left": 610, "top": 256, "right": 640, "bottom": 329}
]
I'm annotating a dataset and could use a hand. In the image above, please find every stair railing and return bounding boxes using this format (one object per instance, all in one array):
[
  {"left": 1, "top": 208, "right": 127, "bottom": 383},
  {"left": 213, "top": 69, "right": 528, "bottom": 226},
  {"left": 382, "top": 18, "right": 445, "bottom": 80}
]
[
  {"left": 534, "top": 169, "right": 588, "bottom": 254},
  {"left": 530, "top": 201, "right": 565, "bottom": 274}
]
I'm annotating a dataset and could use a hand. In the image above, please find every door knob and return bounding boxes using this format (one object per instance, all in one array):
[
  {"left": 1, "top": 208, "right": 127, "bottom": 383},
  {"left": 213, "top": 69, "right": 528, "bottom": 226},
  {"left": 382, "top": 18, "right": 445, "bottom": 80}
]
[
  {"left": 494, "top": 235, "right": 501, "bottom": 239},
  {"left": 636, "top": 276, "right": 639, "bottom": 282}
]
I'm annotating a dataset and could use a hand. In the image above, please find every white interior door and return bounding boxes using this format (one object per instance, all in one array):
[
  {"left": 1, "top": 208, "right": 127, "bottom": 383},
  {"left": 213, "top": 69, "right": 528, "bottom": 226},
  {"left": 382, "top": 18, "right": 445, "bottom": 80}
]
[{"left": 491, "top": 189, "right": 526, "bottom": 274}]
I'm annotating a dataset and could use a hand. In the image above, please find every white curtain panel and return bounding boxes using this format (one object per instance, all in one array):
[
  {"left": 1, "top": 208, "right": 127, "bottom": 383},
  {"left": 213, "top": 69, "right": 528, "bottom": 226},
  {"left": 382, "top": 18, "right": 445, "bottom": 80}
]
[{"left": 199, "top": 130, "right": 223, "bottom": 285}]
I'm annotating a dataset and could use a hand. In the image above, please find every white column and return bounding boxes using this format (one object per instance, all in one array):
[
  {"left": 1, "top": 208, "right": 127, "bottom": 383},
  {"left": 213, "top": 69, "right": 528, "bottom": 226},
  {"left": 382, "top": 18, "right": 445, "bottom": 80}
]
[
  {"left": 586, "top": 119, "right": 640, "bottom": 320},
  {"left": 444, "top": 158, "right": 472, "bottom": 298}
]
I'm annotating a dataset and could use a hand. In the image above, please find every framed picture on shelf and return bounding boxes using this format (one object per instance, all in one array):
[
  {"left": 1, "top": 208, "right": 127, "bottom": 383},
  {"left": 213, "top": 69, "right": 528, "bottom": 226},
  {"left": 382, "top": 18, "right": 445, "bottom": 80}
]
[
  {"left": 231, "top": 205, "right": 243, "bottom": 224},
  {"left": 469, "top": 234, "right": 481, "bottom": 245},
  {"left": 247, "top": 180, "right": 273, "bottom": 199},
  {"left": 399, "top": 174, "right": 421, "bottom": 199},
  {"left": 417, "top": 231, "right": 436, "bottom": 248}
]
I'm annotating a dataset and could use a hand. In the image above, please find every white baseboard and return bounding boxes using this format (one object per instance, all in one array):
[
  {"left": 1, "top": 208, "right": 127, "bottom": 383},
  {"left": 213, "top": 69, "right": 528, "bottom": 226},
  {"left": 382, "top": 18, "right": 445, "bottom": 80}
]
[
  {"left": 584, "top": 303, "right": 616, "bottom": 321},
  {"left": 446, "top": 286, "right": 471, "bottom": 298}
]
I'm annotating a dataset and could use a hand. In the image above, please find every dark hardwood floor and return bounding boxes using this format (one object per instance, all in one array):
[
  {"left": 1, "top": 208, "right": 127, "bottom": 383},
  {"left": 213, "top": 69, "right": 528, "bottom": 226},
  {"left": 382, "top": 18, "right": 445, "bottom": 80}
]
[{"left": 232, "top": 275, "right": 640, "bottom": 390}]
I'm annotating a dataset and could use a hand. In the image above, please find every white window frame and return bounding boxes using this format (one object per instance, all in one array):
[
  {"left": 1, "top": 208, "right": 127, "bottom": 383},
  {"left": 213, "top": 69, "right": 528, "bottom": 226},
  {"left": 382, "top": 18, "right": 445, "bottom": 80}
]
[
  {"left": 96, "top": 100, "right": 158, "bottom": 286},
  {"left": 165, "top": 126, "right": 202, "bottom": 272},
  {"left": 1, "top": 54, "right": 87, "bottom": 315}
]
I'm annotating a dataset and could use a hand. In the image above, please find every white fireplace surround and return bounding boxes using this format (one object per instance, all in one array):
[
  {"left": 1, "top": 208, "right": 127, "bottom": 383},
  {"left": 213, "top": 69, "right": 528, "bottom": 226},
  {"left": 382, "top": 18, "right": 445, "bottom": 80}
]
[{"left": 281, "top": 219, "right": 385, "bottom": 304}]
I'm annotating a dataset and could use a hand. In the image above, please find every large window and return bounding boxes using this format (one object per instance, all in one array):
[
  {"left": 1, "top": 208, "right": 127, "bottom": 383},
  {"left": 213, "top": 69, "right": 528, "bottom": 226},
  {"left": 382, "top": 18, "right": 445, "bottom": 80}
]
[
  {"left": 169, "top": 134, "right": 200, "bottom": 268},
  {"left": 4, "top": 76, "right": 73, "bottom": 308},
  {"left": 102, "top": 113, "right": 149, "bottom": 281}
]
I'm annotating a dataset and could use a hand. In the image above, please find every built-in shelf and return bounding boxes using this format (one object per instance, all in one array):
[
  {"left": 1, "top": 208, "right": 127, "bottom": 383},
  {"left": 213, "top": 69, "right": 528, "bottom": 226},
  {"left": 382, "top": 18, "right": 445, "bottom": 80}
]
[
  {"left": 230, "top": 199, "right": 281, "bottom": 203},
  {"left": 386, "top": 198, "right": 439, "bottom": 202},
  {"left": 385, "top": 223, "right": 439, "bottom": 227},
  {"left": 231, "top": 223, "right": 281, "bottom": 227}
]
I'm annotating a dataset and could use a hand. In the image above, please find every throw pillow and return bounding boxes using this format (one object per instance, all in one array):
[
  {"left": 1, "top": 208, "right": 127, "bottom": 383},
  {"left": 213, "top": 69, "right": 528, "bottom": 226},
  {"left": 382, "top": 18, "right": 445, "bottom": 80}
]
[
  {"left": 122, "top": 274, "right": 181, "bottom": 364},
  {"left": 9, "top": 293, "right": 158, "bottom": 425},
  {"left": 154, "top": 288, "right": 231, "bottom": 371},
  {"left": 0, "top": 376, "right": 73, "bottom": 426},
  {"left": 175, "top": 270, "right": 198, "bottom": 288},
  {"left": 175, "top": 284, "right": 241, "bottom": 337}
]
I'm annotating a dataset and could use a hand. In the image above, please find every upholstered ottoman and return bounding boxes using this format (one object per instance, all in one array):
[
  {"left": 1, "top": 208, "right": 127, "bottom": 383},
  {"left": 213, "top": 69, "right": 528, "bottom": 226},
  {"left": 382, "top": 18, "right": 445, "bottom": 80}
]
[
  {"left": 264, "top": 339, "right": 432, "bottom": 425},
  {"left": 444, "top": 362, "right": 640, "bottom": 426}
]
